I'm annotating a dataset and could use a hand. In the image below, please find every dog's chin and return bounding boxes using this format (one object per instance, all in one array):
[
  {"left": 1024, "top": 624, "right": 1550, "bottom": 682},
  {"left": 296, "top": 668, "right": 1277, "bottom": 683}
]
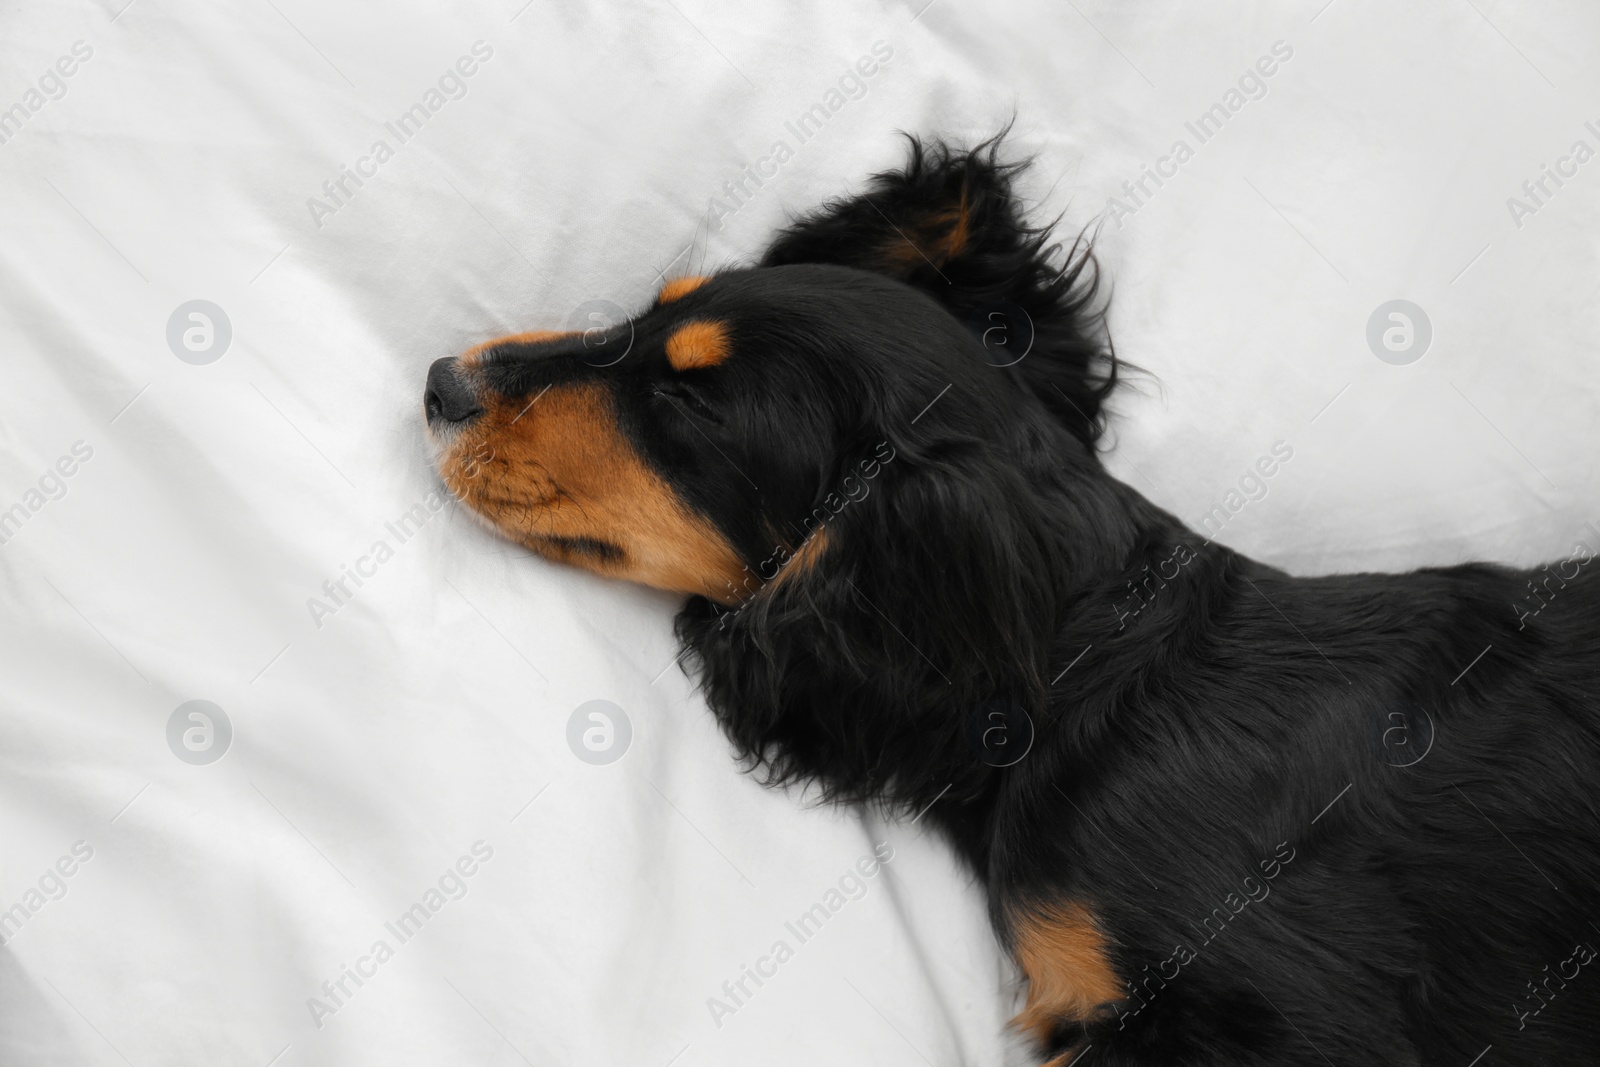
[
  {"left": 423, "top": 436, "right": 504, "bottom": 536},
  {"left": 433, "top": 479, "right": 617, "bottom": 575}
]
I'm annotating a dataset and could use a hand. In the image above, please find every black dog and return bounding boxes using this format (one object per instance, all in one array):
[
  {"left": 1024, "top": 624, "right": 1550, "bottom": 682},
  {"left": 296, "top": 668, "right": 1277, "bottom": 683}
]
[{"left": 425, "top": 136, "right": 1600, "bottom": 1065}]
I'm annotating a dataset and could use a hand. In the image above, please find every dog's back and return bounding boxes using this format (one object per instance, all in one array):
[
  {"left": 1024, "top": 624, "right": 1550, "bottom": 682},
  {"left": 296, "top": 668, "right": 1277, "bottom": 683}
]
[{"left": 1021, "top": 550, "right": 1600, "bottom": 1064}]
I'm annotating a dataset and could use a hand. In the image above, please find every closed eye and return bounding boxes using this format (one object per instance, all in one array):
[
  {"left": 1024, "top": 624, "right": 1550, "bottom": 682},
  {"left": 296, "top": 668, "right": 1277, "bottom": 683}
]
[{"left": 654, "top": 381, "right": 722, "bottom": 425}]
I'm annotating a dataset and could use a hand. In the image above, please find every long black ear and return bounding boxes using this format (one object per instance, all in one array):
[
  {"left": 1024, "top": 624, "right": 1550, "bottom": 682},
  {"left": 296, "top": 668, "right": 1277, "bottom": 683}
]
[
  {"left": 762, "top": 132, "right": 1118, "bottom": 448},
  {"left": 675, "top": 437, "right": 1068, "bottom": 833}
]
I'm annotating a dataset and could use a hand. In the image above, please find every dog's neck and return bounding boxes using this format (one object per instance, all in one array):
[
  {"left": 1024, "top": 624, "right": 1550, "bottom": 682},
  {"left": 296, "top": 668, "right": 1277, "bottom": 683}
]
[{"left": 677, "top": 448, "right": 1225, "bottom": 879}]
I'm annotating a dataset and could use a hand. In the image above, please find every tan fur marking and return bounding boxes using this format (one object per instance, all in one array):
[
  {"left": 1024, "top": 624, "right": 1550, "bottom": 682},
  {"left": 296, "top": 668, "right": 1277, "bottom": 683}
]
[
  {"left": 766, "top": 527, "right": 831, "bottom": 591},
  {"left": 1042, "top": 1049, "right": 1090, "bottom": 1067},
  {"left": 1011, "top": 903, "right": 1124, "bottom": 1045},
  {"left": 658, "top": 275, "right": 711, "bottom": 303},
  {"left": 665, "top": 320, "right": 731, "bottom": 371},
  {"left": 460, "top": 330, "right": 574, "bottom": 367},
  {"left": 878, "top": 186, "right": 973, "bottom": 271},
  {"left": 436, "top": 382, "right": 746, "bottom": 602},
  {"left": 940, "top": 188, "right": 972, "bottom": 260}
]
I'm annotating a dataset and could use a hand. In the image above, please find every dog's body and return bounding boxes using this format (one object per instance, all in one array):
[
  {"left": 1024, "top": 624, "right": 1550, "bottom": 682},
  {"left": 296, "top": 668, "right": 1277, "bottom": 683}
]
[{"left": 427, "top": 138, "right": 1600, "bottom": 1064}]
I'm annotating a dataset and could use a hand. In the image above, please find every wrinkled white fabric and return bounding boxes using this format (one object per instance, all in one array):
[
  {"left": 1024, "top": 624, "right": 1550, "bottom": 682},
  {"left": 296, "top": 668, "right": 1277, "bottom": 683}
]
[{"left": 1, "top": 1, "right": 1595, "bottom": 1064}]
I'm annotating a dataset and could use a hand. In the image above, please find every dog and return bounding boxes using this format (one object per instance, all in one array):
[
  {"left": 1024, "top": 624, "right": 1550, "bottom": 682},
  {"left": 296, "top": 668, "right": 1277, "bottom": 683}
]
[{"left": 424, "top": 136, "right": 1600, "bottom": 1065}]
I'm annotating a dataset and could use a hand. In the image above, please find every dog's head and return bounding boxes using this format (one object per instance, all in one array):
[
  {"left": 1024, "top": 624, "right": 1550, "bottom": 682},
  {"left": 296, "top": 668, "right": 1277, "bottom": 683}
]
[
  {"left": 424, "top": 264, "right": 963, "bottom": 602},
  {"left": 426, "top": 136, "right": 1131, "bottom": 806}
]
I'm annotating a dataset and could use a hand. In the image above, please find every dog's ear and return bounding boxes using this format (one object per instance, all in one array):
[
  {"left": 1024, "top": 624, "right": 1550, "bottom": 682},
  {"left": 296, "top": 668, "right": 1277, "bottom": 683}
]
[
  {"left": 762, "top": 132, "right": 1118, "bottom": 449},
  {"left": 676, "top": 439, "right": 1068, "bottom": 817}
]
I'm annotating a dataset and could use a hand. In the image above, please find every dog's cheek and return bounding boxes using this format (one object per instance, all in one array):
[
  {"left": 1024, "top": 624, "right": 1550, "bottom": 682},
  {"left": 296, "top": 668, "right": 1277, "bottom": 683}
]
[{"left": 465, "top": 383, "right": 748, "bottom": 600}]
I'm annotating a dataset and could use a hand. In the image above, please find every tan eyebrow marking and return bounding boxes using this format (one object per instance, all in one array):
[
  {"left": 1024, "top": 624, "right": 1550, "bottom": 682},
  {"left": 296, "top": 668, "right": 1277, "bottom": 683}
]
[
  {"left": 658, "top": 275, "right": 712, "bottom": 303},
  {"left": 665, "top": 320, "right": 731, "bottom": 371}
]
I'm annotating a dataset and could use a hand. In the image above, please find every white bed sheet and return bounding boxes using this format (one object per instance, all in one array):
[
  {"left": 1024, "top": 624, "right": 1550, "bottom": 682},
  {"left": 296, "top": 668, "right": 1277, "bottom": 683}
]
[{"left": 2, "top": 1, "right": 1596, "bottom": 1065}]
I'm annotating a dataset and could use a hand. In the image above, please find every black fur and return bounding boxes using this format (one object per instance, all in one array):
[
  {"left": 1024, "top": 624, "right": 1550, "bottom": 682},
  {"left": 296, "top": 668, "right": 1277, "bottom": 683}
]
[
  {"left": 761, "top": 134, "right": 1119, "bottom": 449},
  {"left": 444, "top": 133, "right": 1600, "bottom": 1065},
  {"left": 668, "top": 138, "right": 1600, "bottom": 1065}
]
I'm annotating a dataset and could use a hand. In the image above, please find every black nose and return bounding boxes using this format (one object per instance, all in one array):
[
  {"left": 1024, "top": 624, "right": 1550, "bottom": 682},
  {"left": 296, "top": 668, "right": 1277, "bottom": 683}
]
[{"left": 424, "top": 358, "right": 483, "bottom": 425}]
